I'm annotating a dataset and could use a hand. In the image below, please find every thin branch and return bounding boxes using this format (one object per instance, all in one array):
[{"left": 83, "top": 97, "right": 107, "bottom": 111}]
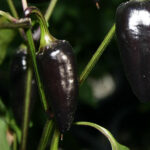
[
  {"left": 38, "top": 120, "right": 54, "bottom": 150},
  {"left": 6, "top": 0, "right": 26, "bottom": 40},
  {"left": 79, "top": 24, "right": 116, "bottom": 85},
  {"left": 20, "top": 67, "right": 33, "bottom": 150},
  {"left": 0, "top": 18, "right": 31, "bottom": 29},
  {"left": 26, "top": 29, "right": 49, "bottom": 112},
  {"left": 0, "top": 10, "right": 17, "bottom": 22},
  {"left": 13, "top": 133, "right": 17, "bottom": 150},
  {"left": 49, "top": 127, "right": 60, "bottom": 150},
  {"left": 7, "top": 0, "right": 19, "bottom": 19},
  {"left": 44, "top": 0, "right": 58, "bottom": 21}
]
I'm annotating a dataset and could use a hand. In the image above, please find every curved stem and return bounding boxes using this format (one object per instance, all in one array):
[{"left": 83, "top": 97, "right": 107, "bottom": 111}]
[
  {"left": 25, "top": 7, "right": 49, "bottom": 33},
  {"left": 75, "top": 121, "right": 129, "bottom": 150},
  {"left": 44, "top": 0, "right": 58, "bottom": 21},
  {"left": 26, "top": 29, "right": 49, "bottom": 112},
  {"left": 20, "top": 66, "right": 33, "bottom": 150},
  {"left": 38, "top": 120, "right": 54, "bottom": 150},
  {"left": 25, "top": 7, "right": 55, "bottom": 50},
  {"left": 76, "top": 121, "right": 117, "bottom": 150},
  {"left": 79, "top": 24, "right": 115, "bottom": 85}
]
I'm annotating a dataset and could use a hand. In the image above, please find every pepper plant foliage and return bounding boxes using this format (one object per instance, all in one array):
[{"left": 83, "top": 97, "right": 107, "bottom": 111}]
[{"left": 0, "top": 0, "right": 130, "bottom": 150}]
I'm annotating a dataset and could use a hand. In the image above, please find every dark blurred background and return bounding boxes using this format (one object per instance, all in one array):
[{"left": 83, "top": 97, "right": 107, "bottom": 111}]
[{"left": 1, "top": 0, "right": 150, "bottom": 150}]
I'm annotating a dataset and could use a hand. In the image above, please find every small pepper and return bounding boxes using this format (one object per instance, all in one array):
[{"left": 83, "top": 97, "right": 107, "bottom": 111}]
[{"left": 25, "top": 7, "right": 78, "bottom": 133}]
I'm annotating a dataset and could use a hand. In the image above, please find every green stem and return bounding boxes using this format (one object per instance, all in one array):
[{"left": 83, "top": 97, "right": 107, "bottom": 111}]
[
  {"left": 44, "top": 0, "right": 58, "bottom": 21},
  {"left": 38, "top": 120, "right": 54, "bottom": 150},
  {"left": 0, "top": 11, "right": 17, "bottom": 22},
  {"left": 25, "top": 7, "right": 55, "bottom": 50},
  {"left": 20, "top": 67, "right": 33, "bottom": 150},
  {"left": 6, "top": 0, "right": 26, "bottom": 40},
  {"left": 26, "top": 29, "right": 48, "bottom": 112},
  {"left": 13, "top": 133, "right": 17, "bottom": 150},
  {"left": 50, "top": 127, "right": 60, "bottom": 150},
  {"left": 0, "top": 18, "right": 31, "bottom": 29},
  {"left": 7, "top": 0, "right": 19, "bottom": 19},
  {"left": 75, "top": 121, "right": 129, "bottom": 150},
  {"left": 79, "top": 24, "right": 116, "bottom": 85},
  {"left": 76, "top": 121, "right": 117, "bottom": 149}
]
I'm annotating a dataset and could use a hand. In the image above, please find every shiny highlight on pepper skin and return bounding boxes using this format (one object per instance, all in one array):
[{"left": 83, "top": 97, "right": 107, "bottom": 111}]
[
  {"left": 116, "top": 0, "right": 150, "bottom": 102},
  {"left": 36, "top": 40, "right": 78, "bottom": 133}
]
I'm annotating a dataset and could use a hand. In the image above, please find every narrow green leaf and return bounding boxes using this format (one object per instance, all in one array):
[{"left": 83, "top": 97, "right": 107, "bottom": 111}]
[
  {"left": 75, "top": 121, "right": 129, "bottom": 150},
  {"left": 0, "top": 118, "right": 10, "bottom": 150}
]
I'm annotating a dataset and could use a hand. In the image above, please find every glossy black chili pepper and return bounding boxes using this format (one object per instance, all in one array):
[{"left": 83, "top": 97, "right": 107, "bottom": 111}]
[
  {"left": 10, "top": 47, "right": 37, "bottom": 126},
  {"left": 25, "top": 7, "right": 78, "bottom": 133},
  {"left": 116, "top": 0, "right": 150, "bottom": 102},
  {"left": 36, "top": 40, "right": 78, "bottom": 133}
]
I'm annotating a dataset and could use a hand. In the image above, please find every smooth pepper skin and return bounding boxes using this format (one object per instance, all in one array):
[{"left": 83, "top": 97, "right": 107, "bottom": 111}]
[
  {"left": 36, "top": 40, "right": 78, "bottom": 133},
  {"left": 116, "top": 0, "right": 150, "bottom": 102},
  {"left": 10, "top": 48, "right": 37, "bottom": 126}
]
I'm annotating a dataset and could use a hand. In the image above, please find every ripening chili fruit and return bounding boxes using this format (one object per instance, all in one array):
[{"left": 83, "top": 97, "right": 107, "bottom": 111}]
[
  {"left": 25, "top": 7, "right": 78, "bottom": 133},
  {"left": 10, "top": 45, "right": 37, "bottom": 126},
  {"left": 116, "top": 0, "right": 150, "bottom": 102},
  {"left": 36, "top": 40, "right": 78, "bottom": 133}
]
